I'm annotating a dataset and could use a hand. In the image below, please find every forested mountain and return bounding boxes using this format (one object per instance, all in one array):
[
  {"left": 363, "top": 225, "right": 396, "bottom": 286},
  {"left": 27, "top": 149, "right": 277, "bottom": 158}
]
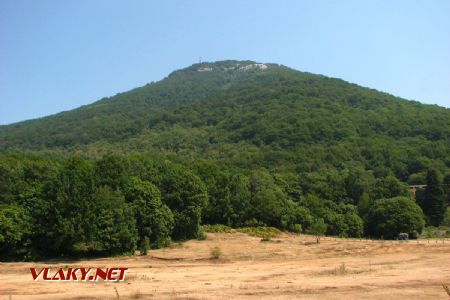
[
  {"left": 1, "top": 60, "right": 449, "bottom": 180},
  {"left": 1, "top": 60, "right": 449, "bottom": 260}
]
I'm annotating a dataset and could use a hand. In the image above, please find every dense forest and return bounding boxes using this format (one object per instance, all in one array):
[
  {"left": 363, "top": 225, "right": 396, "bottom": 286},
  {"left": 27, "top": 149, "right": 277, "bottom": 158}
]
[{"left": 1, "top": 61, "right": 449, "bottom": 260}]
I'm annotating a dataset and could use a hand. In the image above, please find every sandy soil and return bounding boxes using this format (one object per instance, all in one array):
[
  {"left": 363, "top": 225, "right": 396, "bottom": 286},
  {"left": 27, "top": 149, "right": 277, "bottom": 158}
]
[{"left": 1, "top": 232, "right": 450, "bottom": 299}]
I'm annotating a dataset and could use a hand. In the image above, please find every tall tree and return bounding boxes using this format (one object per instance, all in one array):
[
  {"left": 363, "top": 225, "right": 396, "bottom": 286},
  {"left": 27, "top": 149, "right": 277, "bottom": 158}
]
[
  {"left": 158, "top": 164, "right": 208, "bottom": 240},
  {"left": 36, "top": 156, "right": 96, "bottom": 254},
  {"left": 422, "top": 169, "right": 446, "bottom": 226},
  {"left": 0, "top": 204, "right": 31, "bottom": 258},
  {"left": 228, "top": 174, "right": 251, "bottom": 227},
  {"left": 248, "top": 170, "right": 286, "bottom": 227},
  {"left": 93, "top": 186, "right": 138, "bottom": 254},
  {"left": 194, "top": 162, "right": 232, "bottom": 225},
  {"left": 124, "top": 177, "right": 174, "bottom": 248},
  {"left": 95, "top": 154, "right": 129, "bottom": 190},
  {"left": 308, "top": 218, "right": 327, "bottom": 244}
]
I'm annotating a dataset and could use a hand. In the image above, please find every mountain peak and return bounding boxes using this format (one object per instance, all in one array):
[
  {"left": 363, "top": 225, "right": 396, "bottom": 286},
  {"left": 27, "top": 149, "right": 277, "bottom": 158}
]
[
  {"left": 178, "top": 60, "right": 278, "bottom": 73},
  {"left": 195, "top": 62, "right": 270, "bottom": 73}
]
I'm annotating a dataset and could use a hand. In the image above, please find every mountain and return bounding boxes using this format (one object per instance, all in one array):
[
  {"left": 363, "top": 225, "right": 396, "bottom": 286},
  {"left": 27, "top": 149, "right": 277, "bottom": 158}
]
[
  {"left": 1, "top": 60, "right": 450, "bottom": 259},
  {"left": 0, "top": 60, "right": 449, "bottom": 182}
]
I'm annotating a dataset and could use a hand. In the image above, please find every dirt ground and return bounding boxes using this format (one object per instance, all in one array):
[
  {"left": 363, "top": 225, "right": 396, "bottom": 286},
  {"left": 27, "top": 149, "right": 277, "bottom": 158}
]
[{"left": 1, "top": 232, "right": 450, "bottom": 299}]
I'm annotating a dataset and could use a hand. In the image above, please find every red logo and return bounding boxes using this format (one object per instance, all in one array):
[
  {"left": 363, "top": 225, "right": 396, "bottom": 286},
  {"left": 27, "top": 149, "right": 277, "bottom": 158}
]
[{"left": 30, "top": 267, "right": 128, "bottom": 281}]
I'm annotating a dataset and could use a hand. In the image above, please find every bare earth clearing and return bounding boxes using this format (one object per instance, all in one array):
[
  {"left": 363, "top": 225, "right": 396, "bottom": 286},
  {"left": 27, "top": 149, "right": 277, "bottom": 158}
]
[{"left": 1, "top": 232, "right": 450, "bottom": 299}]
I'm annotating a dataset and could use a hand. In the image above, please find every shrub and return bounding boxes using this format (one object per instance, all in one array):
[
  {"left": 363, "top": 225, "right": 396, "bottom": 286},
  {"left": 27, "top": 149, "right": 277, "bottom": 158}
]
[
  {"left": 196, "top": 227, "right": 207, "bottom": 240},
  {"left": 139, "top": 237, "right": 150, "bottom": 255},
  {"left": 237, "top": 226, "right": 281, "bottom": 238},
  {"left": 260, "top": 233, "right": 272, "bottom": 242},
  {"left": 333, "top": 263, "right": 347, "bottom": 276},
  {"left": 210, "top": 246, "right": 222, "bottom": 259},
  {"left": 290, "top": 223, "right": 302, "bottom": 233},
  {"left": 366, "top": 196, "right": 425, "bottom": 239},
  {"left": 202, "top": 224, "right": 233, "bottom": 233},
  {"left": 243, "top": 218, "right": 266, "bottom": 227},
  {"left": 307, "top": 218, "right": 327, "bottom": 244}
]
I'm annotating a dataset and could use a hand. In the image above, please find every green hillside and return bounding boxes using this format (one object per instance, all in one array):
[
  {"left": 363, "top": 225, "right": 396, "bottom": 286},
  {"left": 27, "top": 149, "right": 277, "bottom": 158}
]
[
  {"left": 1, "top": 60, "right": 449, "bottom": 260},
  {"left": 1, "top": 60, "right": 449, "bottom": 181}
]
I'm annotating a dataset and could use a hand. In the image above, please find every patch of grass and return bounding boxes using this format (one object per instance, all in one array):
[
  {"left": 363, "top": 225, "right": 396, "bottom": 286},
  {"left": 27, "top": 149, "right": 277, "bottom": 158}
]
[
  {"left": 201, "top": 225, "right": 282, "bottom": 239},
  {"left": 168, "top": 242, "right": 183, "bottom": 249},
  {"left": 331, "top": 263, "right": 347, "bottom": 275},
  {"left": 202, "top": 224, "right": 233, "bottom": 233},
  {"left": 260, "top": 232, "right": 275, "bottom": 242},
  {"left": 237, "top": 226, "right": 281, "bottom": 238},
  {"left": 312, "top": 262, "right": 374, "bottom": 277},
  {"left": 210, "top": 246, "right": 222, "bottom": 259}
]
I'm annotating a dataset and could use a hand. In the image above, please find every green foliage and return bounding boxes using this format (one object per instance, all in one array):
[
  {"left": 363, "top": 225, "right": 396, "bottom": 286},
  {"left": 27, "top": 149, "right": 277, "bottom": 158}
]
[
  {"left": 281, "top": 199, "right": 313, "bottom": 231},
  {"left": 37, "top": 156, "right": 97, "bottom": 254},
  {"left": 0, "top": 164, "right": 16, "bottom": 205},
  {"left": 237, "top": 226, "right": 281, "bottom": 238},
  {"left": 202, "top": 224, "right": 233, "bottom": 233},
  {"left": 196, "top": 226, "right": 207, "bottom": 240},
  {"left": 344, "top": 211, "right": 364, "bottom": 237},
  {"left": 308, "top": 218, "right": 327, "bottom": 237},
  {"left": 0, "top": 204, "right": 31, "bottom": 258},
  {"left": 248, "top": 170, "right": 287, "bottom": 227},
  {"left": 324, "top": 203, "right": 364, "bottom": 238},
  {"left": 290, "top": 223, "right": 302, "bottom": 233},
  {"left": 194, "top": 161, "right": 233, "bottom": 225},
  {"left": 443, "top": 208, "right": 450, "bottom": 227},
  {"left": 95, "top": 154, "right": 130, "bottom": 190},
  {"left": 124, "top": 177, "right": 174, "bottom": 249},
  {"left": 157, "top": 164, "right": 208, "bottom": 240},
  {"left": 210, "top": 246, "right": 222, "bottom": 259},
  {"left": 371, "top": 176, "right": 409, "bottom": 200},
  {"left": 93, "top": 187, "right": 138, "bottom": 254},
  {"left": 228, "top": 174, "right": 251, "bottom": 227},
  {"left": 357, "top": 192, "right": 371, "bottom": 219},
  {"left": 308, "top": 218, "right": 327, "bottom": 243},
  {"left": 422, "top": 226, "right": 450, "bottom": 238},
  {"left": 366, "top": 196, "right": 425, "bottom": 239},
  {"left": 139, "top": 237, "right": 150, "bottom": 255},
  {"left": 421, "top": 169, "right": 446, "bottom": 226}
]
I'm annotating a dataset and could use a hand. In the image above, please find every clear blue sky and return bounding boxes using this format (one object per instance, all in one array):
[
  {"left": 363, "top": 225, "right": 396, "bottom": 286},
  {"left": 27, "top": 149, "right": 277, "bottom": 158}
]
[{"left": 1, "top": 0, "right": 449, "bottom": 125}]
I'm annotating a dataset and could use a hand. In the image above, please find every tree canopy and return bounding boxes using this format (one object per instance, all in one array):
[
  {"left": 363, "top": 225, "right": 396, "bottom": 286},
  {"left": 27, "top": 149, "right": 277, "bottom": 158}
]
[{"left": 366, "top": 197, "right": 425, "bottom": 239}]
